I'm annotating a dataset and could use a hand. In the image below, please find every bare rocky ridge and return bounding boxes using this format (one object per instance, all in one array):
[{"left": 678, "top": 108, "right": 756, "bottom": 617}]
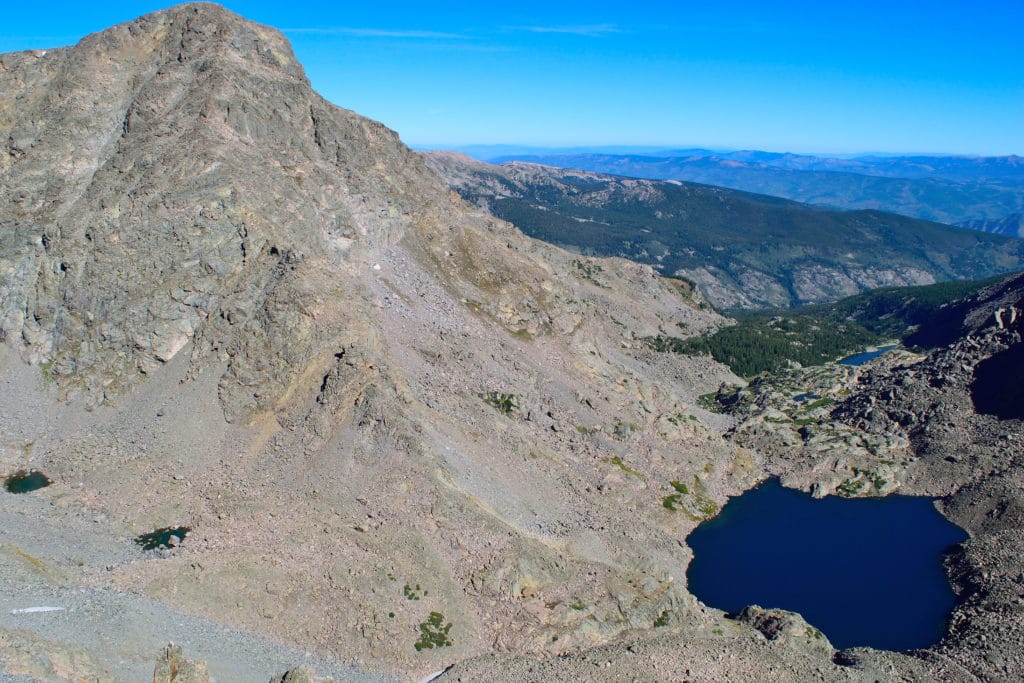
[{"left": 1, "top": 4, "right": 1021, "bottom": 682}]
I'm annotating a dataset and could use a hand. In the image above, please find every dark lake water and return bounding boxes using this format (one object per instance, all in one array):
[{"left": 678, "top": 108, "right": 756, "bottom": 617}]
[
  {"left": 135, "top": 526, "right": 191, "bottom": 550},
  {"left": 838, "top": 345, "right": 897, "bottom": 366},
  {"left": 4, "top": 470, "right": 52, "bottom": 493},
  {"left": 686, "top": 479, "right": 968, "bottom": 651}
]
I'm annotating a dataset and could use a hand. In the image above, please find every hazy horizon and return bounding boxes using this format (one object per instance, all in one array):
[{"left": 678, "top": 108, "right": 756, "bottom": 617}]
[{"left": 415, "top": 143, "right": 1023, "bottom": 159}]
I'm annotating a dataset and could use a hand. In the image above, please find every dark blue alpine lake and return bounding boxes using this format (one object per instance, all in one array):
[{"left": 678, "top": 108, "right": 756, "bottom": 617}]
[
  {"left": 685, "top": 479, "right": 968, "bottom": 651},
  {"left": 838, "top": 344, "right": 897, "bottom": 366}
]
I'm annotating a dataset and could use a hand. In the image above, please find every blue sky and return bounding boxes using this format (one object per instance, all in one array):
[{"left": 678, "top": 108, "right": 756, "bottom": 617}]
[{"left": 2, "top": 1, "right": 1022, "bottom": 155}]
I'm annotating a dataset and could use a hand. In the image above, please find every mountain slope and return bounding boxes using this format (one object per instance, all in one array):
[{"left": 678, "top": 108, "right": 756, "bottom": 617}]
[
  {"left": 2, "top": 5, "right": 1021, "bottom": 682},
  {"left": 959, "top": 212, "right": 1024, "bottom": 237},
  {"left": 483, "top": 152, "right": 1024, "bottom": 227},
  {"left": 0, "top": 4, "right": 755, "bottom": 678},
  {"left": 425, "top": 152, "right": 1024, "bottom": 309},
  {"left": 438, "top": 277, "right": 1024, "bottom": 681}
]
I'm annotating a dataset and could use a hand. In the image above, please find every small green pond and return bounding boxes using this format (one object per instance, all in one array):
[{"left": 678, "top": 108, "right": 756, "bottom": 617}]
[
  {"left": 4, "top": 470, "right": 52, "bottom": 493},
  {"left": 135, "top": 526, "right": 191, "bottom": 550}
]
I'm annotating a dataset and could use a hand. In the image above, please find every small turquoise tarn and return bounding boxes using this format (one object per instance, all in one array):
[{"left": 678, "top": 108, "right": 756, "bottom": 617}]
[{"left": 4, "top": 470, "right": 52, "bottom": 493}]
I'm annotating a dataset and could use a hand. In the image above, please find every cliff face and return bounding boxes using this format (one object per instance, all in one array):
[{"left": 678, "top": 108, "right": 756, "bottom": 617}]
[{"left": 0, "top": 3, "right": 436, "bottom": 421}]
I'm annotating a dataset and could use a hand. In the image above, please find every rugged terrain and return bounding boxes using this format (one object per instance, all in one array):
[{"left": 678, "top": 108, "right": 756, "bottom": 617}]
[
  {"left": 1, "top": 4, "right": 1022, "bottom": 682},
  {"left": 0, "top": 4, "right": 741, "bottom": 679},
  {"left": 479, "top": 150, "right": 1024, "bottom": 230},
  {"left": 712, "top": 273, "right": 1024, "bottom": 679},
  {"left": 425, "top": 152, "right": 1024, "bottom": 309},
  {"left": 442, "top": 274, "right": 1024, "bottom": 682}
]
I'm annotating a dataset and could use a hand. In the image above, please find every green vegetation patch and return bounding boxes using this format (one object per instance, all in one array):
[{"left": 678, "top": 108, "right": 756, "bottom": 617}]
[
  {"left": 644, "top": 314, "right": 879, "bottom": 378},
  {"left": 798, "top": 396, "right": 835, "bottom": 413},
  {"left": 662, "top": 477, "right": 719, "bottom": 519},
  {"left": 39, "top": 359, "right": 55, "bottom": 386},
  {"left": 670, "top": 480, "right": 689, "bottom": 494},
  {"left": 604, "top": 456, "right": 642, "bottom": 478},
  {"left": 837, "top": 478, "right": 866, "bottom": 498},
  {"left": 414, "top": 611, "right": 453, "bottom": 651},
  {"left": 837, "top": 467, "right": 890, "bottom": 497},
  {"left": 480, "top": 391, "right": 518, "bottom": 415},
  {"left": 572, "top": 258, "right": 605, "bottom": 286},
  {"left": 611, "top": 420, "right": 639, "bottom": 439}
]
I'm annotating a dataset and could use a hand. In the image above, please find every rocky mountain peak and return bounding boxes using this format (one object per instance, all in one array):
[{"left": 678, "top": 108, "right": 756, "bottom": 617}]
[
  {"left": 0, "top": 3, "right": 442, "bottom": 419},
  {"left": 86, "top": 2, "right": 305, "bottom": 80},
  {"left": 1, "top": 7, "right": 751, "bottom": 675}
]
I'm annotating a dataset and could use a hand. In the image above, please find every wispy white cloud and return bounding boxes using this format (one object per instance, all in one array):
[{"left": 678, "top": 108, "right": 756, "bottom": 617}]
[
  {"left": 511, "top": 24, "right": 621, "bottom": 37},
  {"left": 282, "top": 27, "right": 467, "bottom": 39}
]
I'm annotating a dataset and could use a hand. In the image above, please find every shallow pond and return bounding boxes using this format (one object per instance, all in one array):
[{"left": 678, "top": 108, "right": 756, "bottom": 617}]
[
  {"left": 4, "top": 470, "right": 52, "bottom": 493},
  {"left": 686, "top": 479, "right": 967, "bottom": 651},
  {"left": 135, "top": 526, "right": 191, "bottom": 550}
]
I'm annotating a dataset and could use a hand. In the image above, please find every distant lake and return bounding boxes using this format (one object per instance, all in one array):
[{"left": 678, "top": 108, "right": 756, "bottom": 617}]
[
  {"left": 838, "top": 345, "right": 897, "bottom": 366},
  {"left": 686, "top": 479, "right": 967, "bottom": 651}
]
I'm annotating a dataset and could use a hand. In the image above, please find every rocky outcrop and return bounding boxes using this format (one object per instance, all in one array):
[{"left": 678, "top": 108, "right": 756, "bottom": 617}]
[
  {"left": 837, "top": 273, "right": 1024, "bottom": 466},
  {"left": 153, "top": 643, "right": 209, "bottom": 683},
  {"left": 735, "top": 605, "right": 833, "bottom": 655},
  {"left": 0, "top": 3, "right": 425, "bottom": 418},
  {"left": 269, "top": 666, "right": 328, "bottom": 683}
]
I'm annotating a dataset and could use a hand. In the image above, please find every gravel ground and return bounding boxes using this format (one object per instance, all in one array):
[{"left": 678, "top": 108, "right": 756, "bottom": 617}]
[
  {"left": 0, "top": 345, "right": 388, "bottom": 682},
  {"left": 0, "top": 482, "right": 391, "bottom": 683}
]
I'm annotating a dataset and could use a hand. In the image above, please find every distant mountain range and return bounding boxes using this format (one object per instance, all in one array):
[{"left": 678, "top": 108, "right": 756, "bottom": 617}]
[
  {"left": 424, "top": 152, "right": 1024, "bottom": 309},
  {"left": 460, "top": 149, "right": 1024, "bottom": 234},
  {"left": 959, "top": 213, "right": 1024, "bottom": 237}
]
